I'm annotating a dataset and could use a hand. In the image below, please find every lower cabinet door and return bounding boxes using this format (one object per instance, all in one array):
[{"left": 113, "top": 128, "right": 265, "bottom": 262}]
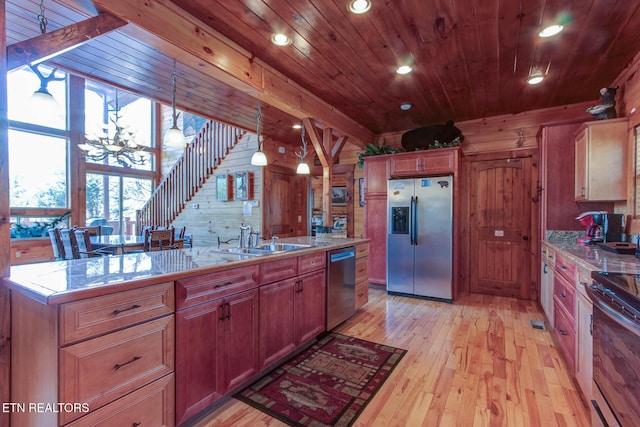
[
  {"left": 65, "top": 374, "right": 175, "bottom": 427},
  {"left": 224, "top": 289, "right": 260, "bottom": 391},
  {"left": 175, "top": 300, "right": 224, "bottom": 425},
  {"left": 295, "top": 269, "right": 326, "bottom": 345},
  {"left": 553, "top": 302, "right": 576, "bottom": 372},
  {"left": 259, "top": 278, "right": 296, "bottom": 369}
]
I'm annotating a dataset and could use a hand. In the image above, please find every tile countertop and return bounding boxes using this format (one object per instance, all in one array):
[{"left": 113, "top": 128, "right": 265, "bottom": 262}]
[
  {"left": 2, "top": 237, "right": 368, "bottom": 305},
  {"left": 543, "top": 240, "right": 640, "bottom": 275}
]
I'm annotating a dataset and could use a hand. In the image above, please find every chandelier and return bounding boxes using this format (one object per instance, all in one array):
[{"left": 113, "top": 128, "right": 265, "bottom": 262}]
[{"left": 78, "top": 91, "right": 147, "bottom": 167}]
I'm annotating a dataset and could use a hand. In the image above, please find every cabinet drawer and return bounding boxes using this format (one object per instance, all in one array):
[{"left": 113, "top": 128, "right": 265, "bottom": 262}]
[
  {"left": 554, "top": 252, "right": 575, "bottom": 283},
  {"left": 355, "top": 280, "right": 368, "bottom": 309},
  {"left": 554, "top": 303, "right": 576, "bottom": 372},
  {"left": 298, "top": 252, "right": 326, "bottom": 275},
  {"left": 176, "top": 265, "right": 258, "bottom": 309},
  {"left": 65, "top": 374, "right": 174, "bottom": 427},
  {"left": 389, "top": 156, "right": 421, "bottom": 176},
  {"left": 259, "top": 258, "right": 298, "bottom": 284},
  {"left": 554, "top": 272, "right": 576, "bottom": 321},
  {"left": 59, "top": 315, "right": 174, "bottom": 424},
  {"left": 355, "top": 257, "right": 368, "bottom": 284},
  {"left": 60, "top": 282, "right": 174, "bottom": 345},
  {"left": 355, "top": 243, "right": 369, "bottom": 259}
]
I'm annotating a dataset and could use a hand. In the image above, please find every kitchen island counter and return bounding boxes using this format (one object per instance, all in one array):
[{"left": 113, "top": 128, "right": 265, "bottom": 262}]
[{"left": 3, "top": 236, "right": 368, "bottom": 305}]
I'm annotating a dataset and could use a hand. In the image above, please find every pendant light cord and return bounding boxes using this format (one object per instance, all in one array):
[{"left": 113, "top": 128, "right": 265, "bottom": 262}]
[
  {"left": 256, "top": 101, "right": 262, "bottom": 149},
  {"left": 171, "top": 59, "right": 179, "bottom": 126},
  {"left": 37, "top": 0, "right": 47, "bottom": 34}
]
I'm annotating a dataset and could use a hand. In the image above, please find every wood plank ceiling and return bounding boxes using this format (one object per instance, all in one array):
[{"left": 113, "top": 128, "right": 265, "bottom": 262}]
[{"left": 6, "top": 0, "right": 640, "bottom": 147}]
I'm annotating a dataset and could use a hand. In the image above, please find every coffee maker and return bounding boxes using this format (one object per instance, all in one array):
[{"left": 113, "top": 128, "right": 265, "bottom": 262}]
[
  {"left": 576, "top": 211, "right": 624, "bottom": 244},
  {"left": 593, "top": 212, "right": 624, "bottom": 243}
]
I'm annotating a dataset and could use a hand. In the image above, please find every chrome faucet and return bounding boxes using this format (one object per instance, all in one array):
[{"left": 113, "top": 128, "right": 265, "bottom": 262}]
[
  {"left": 239, "top": 223, "right": 252, "bottom": 248},
  {"left": 249, "top": 230, "right": 260, "bottom": 248}
]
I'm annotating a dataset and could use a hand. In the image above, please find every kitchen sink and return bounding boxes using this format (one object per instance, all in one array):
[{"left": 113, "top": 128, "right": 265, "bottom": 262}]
[
  {"left": 215, "top": 247, "right": 273, "bottom": 256},
  {"left": 254, "top": 243, "right": 312, "bottom": 252}
]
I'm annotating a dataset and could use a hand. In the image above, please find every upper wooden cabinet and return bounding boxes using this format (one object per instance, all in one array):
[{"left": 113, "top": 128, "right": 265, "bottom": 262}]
[
  {"left": 574, "top": 118, "right": 628, "bottom": 201},
  {"left": 389, "top": 148, "right": 459, "bottom": 177}
]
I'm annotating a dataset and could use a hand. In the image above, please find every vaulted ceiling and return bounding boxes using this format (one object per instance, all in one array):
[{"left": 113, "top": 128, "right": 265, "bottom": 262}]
[{"left": 6, "top": 0, "right": 640, "bottom": 147}]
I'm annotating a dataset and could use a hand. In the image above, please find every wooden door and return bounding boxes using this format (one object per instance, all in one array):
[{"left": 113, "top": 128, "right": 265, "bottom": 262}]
[
  {"left": 469, "top": 158, "right": 532, "bottom": 299},
  {"left": 262, "top": 166, "right": 296, "bottom": 238}
]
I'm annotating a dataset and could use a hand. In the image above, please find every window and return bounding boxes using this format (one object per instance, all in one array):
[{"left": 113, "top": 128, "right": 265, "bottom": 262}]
[
  {"left": 8, "top": 66, "right": 70, "bottom": 238},
  {"left": 86, "top": 173, "right": 153, "bottom": 235}
]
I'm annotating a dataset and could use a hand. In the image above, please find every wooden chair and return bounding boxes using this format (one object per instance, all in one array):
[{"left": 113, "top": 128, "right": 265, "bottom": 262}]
[
  {"left": 48, "top": 228, "right": 65, "bottom": 261},
  {"left": 144, "top": 228, "right": 181, "bottom": 252},
  {"left": 59, "top": 228, "right": 79, "bottom": 260},
  {"left": 74, "top": 229, "right": 114, "bottom": 258},
  {"left": 176, "top": 226, "right": 192, "bottom": 248},
  {"left": 75, "top": 225, "right": 102, "bottom": 237}
]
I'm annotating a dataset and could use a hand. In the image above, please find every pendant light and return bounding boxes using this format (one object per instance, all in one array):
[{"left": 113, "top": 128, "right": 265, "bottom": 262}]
[
  {"left": 163, "top": 59, "right": 187, "bottom": 148},
  {"left": 29, "top": 0, "right": 64, "bottom": 113},
  {"left": 251, "top": 101, "right": 268, "bottom": 166},
  {"left": 296, "top": 126, "right": 310, "bottom": 174}
]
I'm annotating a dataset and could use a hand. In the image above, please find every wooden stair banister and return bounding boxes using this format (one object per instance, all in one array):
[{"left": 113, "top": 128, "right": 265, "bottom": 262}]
[{"left": 137, "top": 120, "right": 245, "bottom": 228}]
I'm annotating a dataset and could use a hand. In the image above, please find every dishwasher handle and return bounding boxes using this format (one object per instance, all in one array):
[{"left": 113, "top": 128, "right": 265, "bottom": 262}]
[{"left": 329, "top": 248, "right": 355, "bottom": 263}]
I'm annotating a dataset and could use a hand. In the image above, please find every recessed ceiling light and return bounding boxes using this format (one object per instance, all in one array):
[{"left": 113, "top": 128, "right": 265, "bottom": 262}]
[
  {"left": 527, "top": 74, "right": 544, "bottom": 85},
  {"left": 292, "top": 124, "right": 302, "bottom": 129},
  {"left": 539, "top": 25, "right": 563, "bottom": 38},
  {"left": 348, "top": 0, "right": 371, "bottom": 14},
  {"left": 271, "top": 33, "right": 291, "bottom": 46},
  {"left": 396, "top": 65, "right": 412, "bottom": 75},
  {"left": 400, "top": 103, "right": 413, "bottom": 111}
]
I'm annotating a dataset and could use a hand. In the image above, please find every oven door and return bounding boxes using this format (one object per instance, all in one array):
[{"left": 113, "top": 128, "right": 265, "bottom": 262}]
[{"left": 587, "top": 284, "right": 640, "bottom": 427}]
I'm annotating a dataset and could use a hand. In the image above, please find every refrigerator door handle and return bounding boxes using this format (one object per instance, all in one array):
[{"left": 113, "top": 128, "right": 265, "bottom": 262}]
[
  {"left": 413, "top": 196, "right": 418, "bottom": 245},
  {"left": 410, "top": 196, "right": 417, "bottom": 245}
]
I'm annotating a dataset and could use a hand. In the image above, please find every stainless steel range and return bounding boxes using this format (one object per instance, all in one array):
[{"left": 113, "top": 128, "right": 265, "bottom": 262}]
[{"left": 588, "top": 271, "right": 640, "bottom": 427}]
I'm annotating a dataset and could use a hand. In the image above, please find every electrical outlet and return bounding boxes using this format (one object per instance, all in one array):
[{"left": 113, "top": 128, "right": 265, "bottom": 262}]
[
  {"left": 278, "top": 146, "right": 285, "bottom": 153},
  {"left": 15, "top": 251, "right": 21, "bottom": 258},
  {"left": 192, "top": 203, "right": 199, "bottom": 209}
]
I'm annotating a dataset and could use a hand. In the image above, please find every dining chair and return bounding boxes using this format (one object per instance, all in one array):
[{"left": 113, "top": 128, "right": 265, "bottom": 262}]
[
  {"left": 47, "top": 228, "right": 65, "bottom": 261},
  {"left": 75, "top": 225, "right": 102, "bottom": 237},
  {"left": 144, "top": 228, "right": 181, "bottom": 251},
  {"left": 59, "top": 228, "right": 79, "bottom": 260},
  {"left": 74, "top": 229, "right": 114, "bottom": 258}
]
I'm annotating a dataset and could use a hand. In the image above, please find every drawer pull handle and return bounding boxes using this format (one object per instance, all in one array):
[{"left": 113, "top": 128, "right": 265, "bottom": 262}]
[
  {"left": 561, "top": 265, "right": 567, "bottom": 269},
  {"left": 133, "top": 423, "right": 141, "bottom": 427},
  {"left": 113, "top": 304, "right": 141, "bottom": 316},
  {"left": 216, "top": 281, "right": 233, "bottom": 288},
  {"left": 114, "top": 355, "right": 142, "bottom": 371},
  {"left": 560, "top": 292, "right": 566, "bottom": 298},
  {"left": 558, "top": 329, "right": 568, "bottom": 336},
  {"left": 359, "top": 268, "right": 366, "bottom": 273}
]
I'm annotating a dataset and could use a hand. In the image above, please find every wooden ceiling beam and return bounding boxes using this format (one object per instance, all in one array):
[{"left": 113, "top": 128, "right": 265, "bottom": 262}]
[
  {"left": 332, "top": 135, "right": 348, "bottom": 162},
  {"left": 87, "top": 0, "right": 373, "bottom": 147},
  {"left": 6, "top": 12, "right": 126, "bottom": 71}
]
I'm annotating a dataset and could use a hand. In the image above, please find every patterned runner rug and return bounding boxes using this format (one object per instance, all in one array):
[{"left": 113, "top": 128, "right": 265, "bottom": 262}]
[{"left": 234, "top": 333, "right": 407, "bottom": 426}]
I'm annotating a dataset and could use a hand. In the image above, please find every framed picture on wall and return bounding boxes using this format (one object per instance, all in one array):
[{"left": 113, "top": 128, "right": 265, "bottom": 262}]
[
  {"left": 359, "top": 178, "right": 365, "bottom": 207},
  {"left": 331, "top": 187, "right": 347, "bottom": 206},
  {"left": 215, "top": 174, "right": 233, "bottom": 201},
  {"left": 234, "top": 171, "right": 254, "bottom": 200}
]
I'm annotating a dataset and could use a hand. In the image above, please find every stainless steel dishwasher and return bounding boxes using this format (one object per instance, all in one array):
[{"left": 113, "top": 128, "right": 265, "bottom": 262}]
[{"left": 326, "top": 246, "right": 356, "bottom": 330}]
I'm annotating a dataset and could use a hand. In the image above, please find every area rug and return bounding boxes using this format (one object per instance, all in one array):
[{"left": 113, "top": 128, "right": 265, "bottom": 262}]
[{"left": 234, "top": 333, "right": 406, "bottom": 426}]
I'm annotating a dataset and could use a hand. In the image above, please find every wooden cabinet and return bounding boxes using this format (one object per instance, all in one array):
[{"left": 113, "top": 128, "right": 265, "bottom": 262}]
[
  {"left": 553, "top": 252, "right": 576, "bottom": 371},
  {"left": 575, "top": 267, "right": 593, "bottom": 401},
  {"left": 540, "top": 244, "right": 554, "bottom": 328},
  {"left": 175, "top": 274, "right": 259, "bottom": 425},
  {"left": 389, "top": 149, "right": 458, "bottom": 177},
  {"left": 574, "top": 118, "right": 628, "bottom": 201},
  {"left": 259, "top": 254, "right": 326, "bottom": 370},
  {"left": 364, "top": 156, "right": 388, "bottom": 284},
  {"left": 355, "top": 242, "right": 369, "bottom": 309},
  {"left": 11, "top": 282, "right": 175, "bottom": 426}
]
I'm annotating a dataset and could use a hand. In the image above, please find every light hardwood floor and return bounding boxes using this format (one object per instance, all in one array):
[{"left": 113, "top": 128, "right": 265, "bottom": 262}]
[{"left": 194, "top": 287, "right": 590, "bottom": 426}]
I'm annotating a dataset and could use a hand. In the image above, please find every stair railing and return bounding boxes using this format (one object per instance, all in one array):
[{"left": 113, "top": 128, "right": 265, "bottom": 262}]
[{"left": 136, "top": 121, "right": 245, "bottom": 229}]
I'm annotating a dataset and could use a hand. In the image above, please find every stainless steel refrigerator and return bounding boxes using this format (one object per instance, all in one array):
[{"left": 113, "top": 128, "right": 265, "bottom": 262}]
[{"left": 387, "top": 176, "right": 453, "bottom": 301}]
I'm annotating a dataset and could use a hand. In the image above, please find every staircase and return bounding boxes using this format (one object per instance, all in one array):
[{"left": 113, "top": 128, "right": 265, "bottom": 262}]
[{"left": 137, "top": 121, "right": 246, "bottom": 227}]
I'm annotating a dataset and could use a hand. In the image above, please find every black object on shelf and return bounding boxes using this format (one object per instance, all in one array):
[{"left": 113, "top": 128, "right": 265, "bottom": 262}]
[{"left": 598, "top": 242, "right": 637, "bottom": 255}]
